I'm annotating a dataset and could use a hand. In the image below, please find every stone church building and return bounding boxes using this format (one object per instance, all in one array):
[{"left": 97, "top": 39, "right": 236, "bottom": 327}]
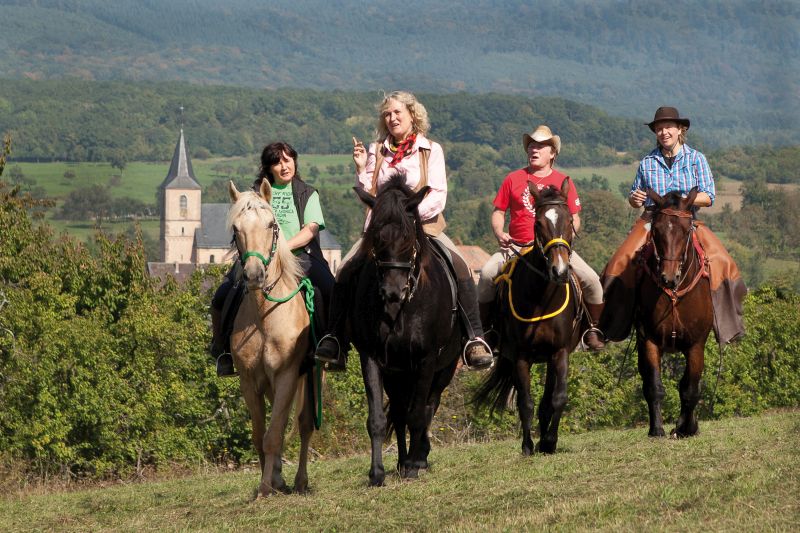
[{"left": 147, "top": 130, "right": 342, "bottom": 282}]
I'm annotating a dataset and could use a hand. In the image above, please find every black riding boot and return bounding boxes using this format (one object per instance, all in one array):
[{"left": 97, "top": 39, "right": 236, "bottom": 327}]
[
  {"left": 210, "top": 269, "right": 242, "bottom": 378},
  {"left": 314, "top": 279, "right": 353, "bottom": 372},
  {"left": 456, "top": 274, "right": 494, "bottom": 370}
]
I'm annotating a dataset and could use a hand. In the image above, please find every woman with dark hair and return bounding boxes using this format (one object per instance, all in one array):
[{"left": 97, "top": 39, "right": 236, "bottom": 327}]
[{"left": 210, "top": 141, "right": 334, "bottom": 376}]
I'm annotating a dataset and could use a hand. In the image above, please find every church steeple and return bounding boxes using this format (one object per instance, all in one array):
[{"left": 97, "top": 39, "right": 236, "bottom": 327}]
[
  {"left": 160, "top": 128, "right": 201, "bottom": 191},
  {"left": 159, "top": 127, "right": 202, "bottom": 263}
]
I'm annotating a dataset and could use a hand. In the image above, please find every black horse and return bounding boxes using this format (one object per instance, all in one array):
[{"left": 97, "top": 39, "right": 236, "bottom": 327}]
[
  {"left": 349, "top": 175, "right": 462, "bottom": 486},
  {"left": 475, "top": 180, "right": 582, "bottom": 455}
]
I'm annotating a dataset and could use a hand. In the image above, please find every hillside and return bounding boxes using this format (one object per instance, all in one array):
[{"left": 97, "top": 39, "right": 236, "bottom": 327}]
[
  {"left": 1, "top": 410, "right": 797, "bottom": 531},
  {"left": 1, "top": 0, "right": 797, "bottom": 146}
]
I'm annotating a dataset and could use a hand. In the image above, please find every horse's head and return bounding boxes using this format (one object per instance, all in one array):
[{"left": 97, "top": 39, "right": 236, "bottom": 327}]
[
  {"left": 227, "top": 180, "right": 301, "bottom": 292},
  {"left": 529, "top": 179, "right": 574, "bottom": 284},
  {"left": 647, "top": 187, "right": 697, "bottom": 289},
  {"left": 356, "top": 174, "right": 427, "bottom": 306}
]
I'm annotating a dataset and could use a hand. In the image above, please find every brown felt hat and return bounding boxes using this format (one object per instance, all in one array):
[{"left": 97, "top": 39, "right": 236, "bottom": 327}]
[
  {"left": 522, "top": 125, "right": 561, "bottom": 155},
  {"left": 647, "top": 106, "right": 690, "bottom": 132}
]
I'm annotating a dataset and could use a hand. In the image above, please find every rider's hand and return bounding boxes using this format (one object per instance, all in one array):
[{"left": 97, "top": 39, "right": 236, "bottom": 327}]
[
  {"left": 496, "top": 231, "right": 513, "bottom": 248},
  {"left": 352, "top": 136, "right": 367, "bottom": 173},
  {"left": 629, "top": 188, "right": 647, "bottom": 208}
]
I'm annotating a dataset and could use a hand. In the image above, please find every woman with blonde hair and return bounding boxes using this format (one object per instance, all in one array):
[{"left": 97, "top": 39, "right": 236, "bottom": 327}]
[{"left": 314, "top": 91, "right": 493, "bottom": 371}]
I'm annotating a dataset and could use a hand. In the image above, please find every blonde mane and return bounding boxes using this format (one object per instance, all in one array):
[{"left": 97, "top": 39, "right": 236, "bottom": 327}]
[{"left": 227, "top": 190, "right": 303, "bottom": 283}]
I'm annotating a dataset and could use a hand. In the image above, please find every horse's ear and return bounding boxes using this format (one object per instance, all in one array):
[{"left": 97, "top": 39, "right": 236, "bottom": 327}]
[
  {"left": 646, "top": 188, "right": 663, "bottom": 208},
  {"left": 405, "top": 185, "right": 430, "bottom": 214},
  {"left": 354, "top": 186, "right": 376, "bottom": 209},
  {"left": 228, "top": 180, "right": 240, "bottom": 202},
  {"left": 684, "top": 186, "right": 699, "bottom": 208},
  {"left": 528, "top": 182, "right": 540, "bottom": 204},
  {"left": 561, "top": 177, "right": 571, "bottom": 200},
  {"left": 259, "top": 179, "right": 272, "bottom": 203}
]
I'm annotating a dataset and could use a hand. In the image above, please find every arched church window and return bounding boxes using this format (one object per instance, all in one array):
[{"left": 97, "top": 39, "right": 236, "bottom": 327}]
[{"left": 180, "top": 195, "right": 188, "bottom": 217}]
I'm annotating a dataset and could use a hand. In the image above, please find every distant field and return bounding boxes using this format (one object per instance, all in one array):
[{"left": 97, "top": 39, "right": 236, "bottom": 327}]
[{"left": 8, "top": 158, "right": 789, "bottom": 242}]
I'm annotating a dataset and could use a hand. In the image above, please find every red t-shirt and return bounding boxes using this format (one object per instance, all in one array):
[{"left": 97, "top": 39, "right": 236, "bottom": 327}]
[{"left": 492, "top": 168, "right": 581, "bottom": 242}]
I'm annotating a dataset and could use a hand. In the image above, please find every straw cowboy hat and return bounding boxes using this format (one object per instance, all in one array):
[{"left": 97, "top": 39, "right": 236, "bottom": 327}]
[
  {"left": 647, "top": 106, "right": 691, "bottom": 132},
  {"left": 522, "top": 125, "right": 561, "bottom": 155}
]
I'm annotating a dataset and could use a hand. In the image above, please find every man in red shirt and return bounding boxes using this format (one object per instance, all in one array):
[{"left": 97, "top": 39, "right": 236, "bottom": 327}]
[{"left": 477, "top": 125, "right": 605, "bottom": 350}]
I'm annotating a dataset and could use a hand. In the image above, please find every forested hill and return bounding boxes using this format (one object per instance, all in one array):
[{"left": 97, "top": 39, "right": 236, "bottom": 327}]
[
  {"left": 1, "top": 0, "right": 797, "bottom": 147},
  {"left": 0, "top": 79, "right": 652, "bottom": 165}
]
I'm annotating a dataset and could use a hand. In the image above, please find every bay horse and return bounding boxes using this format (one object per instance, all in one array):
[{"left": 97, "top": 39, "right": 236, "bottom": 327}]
[
  {"left": 349, "top": 175, "right": 462, "bottom": 486},
  {"left": 636, "top": 187, "right": 712, "bottom": 438},
  {"left": 475, "top": 180, "right": 581, "bottom": 455},
  {"left": 227, "top": 180, "right": 315, "bottom": 496}
]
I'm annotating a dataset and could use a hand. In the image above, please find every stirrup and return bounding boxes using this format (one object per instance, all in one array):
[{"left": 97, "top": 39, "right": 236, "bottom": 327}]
[
  {"left": 314, "top": 334, "right": 342, "bottom": 363},
  {"left": 461, "top": 337, "right": 494, "bottom": 371},
  {"left": 581, "top": 326, "right": 606, "bottom": 350},
  {"left": 216, "top": 352, "right": 238, "bottom": 378}
]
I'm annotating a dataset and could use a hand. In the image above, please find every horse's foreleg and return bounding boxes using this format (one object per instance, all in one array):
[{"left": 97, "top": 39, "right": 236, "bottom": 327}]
[
  {"left": 405, "top": 371, "right": 436, "bottom": 478},
  {"left": 240, "top": 379, "right": 268, "bottom": 476},
  {"left": 361, "top": 355, "right": 387, "bottom": 486},
  {"left": 294, "top": 375, "right": 314, "bottom": 494},
  {"left": 258, "top": 370, "right": 297, "bottom": 497},
  {"left": 674, "top": 343, "right": 705, "bottom": 438},
  {"left": 638, "top": 338, "right": 666, "bottom": 437},
  {"left": 384, "top": 379, "right": 408, "bottom": 474},
  {"left": 513, "top": 358, "right": 534, "bottom": 456},
  {"left": 537, "top": 350, "right": 569, "bottom": 454}
]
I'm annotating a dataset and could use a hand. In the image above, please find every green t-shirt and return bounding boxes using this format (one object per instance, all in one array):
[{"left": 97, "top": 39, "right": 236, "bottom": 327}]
[{"left": 270, "top": 182, "right": 326, "bottom": 252}]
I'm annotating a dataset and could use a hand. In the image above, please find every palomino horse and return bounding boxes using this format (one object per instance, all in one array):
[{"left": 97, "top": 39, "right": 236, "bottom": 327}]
[
  {"left": 475, "top": 180, "right": 581, "bottom": 455},
  {"left": 227, "top": 180, "right": 315, "bottom": 496},
  {"left": 636, "top": 188, "right": 712, "bottom": 438},
  {"left": 349, "top": 175, "right": 462, "bottom": 486}
]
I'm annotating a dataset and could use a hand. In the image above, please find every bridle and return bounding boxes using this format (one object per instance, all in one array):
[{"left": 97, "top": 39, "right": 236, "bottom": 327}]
[
  {"left": 371, "top": 240, "right": 421, "bottom": 304},
  {"left": 235, "top": 217, "right": 281, "bottom": 294},
  {"left": 648, "top": 208, "right": 695, "bottom": 290},
  {"left": 534, "top": 199, "right": 573, "bottom": 275},
  {"left": 645, "top": 207, "right": 708, "bottom": 346}
]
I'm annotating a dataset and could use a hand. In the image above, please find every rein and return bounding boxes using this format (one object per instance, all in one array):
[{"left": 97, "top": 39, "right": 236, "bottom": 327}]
[{"left": 494, "top": 247, "right": 571, "bottom": 323}]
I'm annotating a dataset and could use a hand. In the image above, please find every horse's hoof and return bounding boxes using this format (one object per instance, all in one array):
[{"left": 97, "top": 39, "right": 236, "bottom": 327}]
[
  {"left": 536, "top": 441, "right": 557, "bottom": 454},
  {"left": 648, "top": 429, "right": 666, "bottom": 438}
]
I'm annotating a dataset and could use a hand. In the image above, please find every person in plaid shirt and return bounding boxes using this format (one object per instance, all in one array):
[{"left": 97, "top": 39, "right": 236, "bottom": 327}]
[{"left": 601, "top": 107, "right": 746, "bottom": 345}]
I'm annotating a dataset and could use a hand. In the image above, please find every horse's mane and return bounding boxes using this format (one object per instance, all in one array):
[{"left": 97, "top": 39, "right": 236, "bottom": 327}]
[
  {"left": 227, "top": 190, "right": 303, "bottom": 282},
  {"left": 363, "top": 173, "right": 427, "bottom": 255}
]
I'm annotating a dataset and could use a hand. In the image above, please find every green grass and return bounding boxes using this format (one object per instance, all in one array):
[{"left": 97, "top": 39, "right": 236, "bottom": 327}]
[
  {"left": 1, "top": 410, "right": 796, "bottom": 532},
  {"left": 560, "top": 163, "right": 638, "bottom": 191}
]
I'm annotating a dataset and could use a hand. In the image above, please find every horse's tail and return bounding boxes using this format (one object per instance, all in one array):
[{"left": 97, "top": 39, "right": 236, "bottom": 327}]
[{"left": 473, "top": 356, "right": 516, "bottom": 413}]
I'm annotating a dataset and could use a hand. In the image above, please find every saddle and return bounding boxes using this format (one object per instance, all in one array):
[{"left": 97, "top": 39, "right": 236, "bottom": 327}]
[{"left": 426, "top": 237, "right": 459, "bottom": 320}]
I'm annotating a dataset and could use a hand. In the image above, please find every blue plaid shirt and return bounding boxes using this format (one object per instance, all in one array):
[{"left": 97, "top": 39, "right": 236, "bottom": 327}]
[{"left": 631, "top": 144, "right": 715, "bottom": 206}]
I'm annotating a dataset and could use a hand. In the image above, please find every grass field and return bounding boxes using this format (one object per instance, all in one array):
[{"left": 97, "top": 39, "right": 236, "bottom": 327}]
[{"left": 1, "top": 410, "right": 796, "bottom": 532}]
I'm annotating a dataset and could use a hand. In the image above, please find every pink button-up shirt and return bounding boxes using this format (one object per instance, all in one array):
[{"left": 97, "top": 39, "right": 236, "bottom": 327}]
[{"left": 356, "top": 134, "right": 448, "bottom": 229}]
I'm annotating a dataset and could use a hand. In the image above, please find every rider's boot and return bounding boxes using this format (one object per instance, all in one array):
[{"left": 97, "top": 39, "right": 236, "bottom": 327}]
[
  {"left": 584, "top": 302, "right": 606, "bottom": 352},
  {"left": 314, "top": 280, "right": 351, "bottom": 372},
  {"left": 210, "top": 304, "right": 237, "bottom": 377},
  {"left": 458, "top": 276, "right": 494, "bottom": 371}
]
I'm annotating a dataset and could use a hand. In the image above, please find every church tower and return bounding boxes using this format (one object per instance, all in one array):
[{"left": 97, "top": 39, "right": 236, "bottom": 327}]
[{"left": 159, "top": 129, "right": 202, "bottom": 263}]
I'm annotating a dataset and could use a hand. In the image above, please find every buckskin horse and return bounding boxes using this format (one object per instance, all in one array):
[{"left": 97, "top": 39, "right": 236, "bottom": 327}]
[
  {"left": 635, "top": 187, "right": 713, "bottom": 438},
  {"left": 475, "top": 180, "right": 582, "bottom": 455},
  {"left": 227, "top": 181, "right": 316, "bottom": 496},
  {"left": 348, "top": 175, "right": 462, "bottom": 486}
]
